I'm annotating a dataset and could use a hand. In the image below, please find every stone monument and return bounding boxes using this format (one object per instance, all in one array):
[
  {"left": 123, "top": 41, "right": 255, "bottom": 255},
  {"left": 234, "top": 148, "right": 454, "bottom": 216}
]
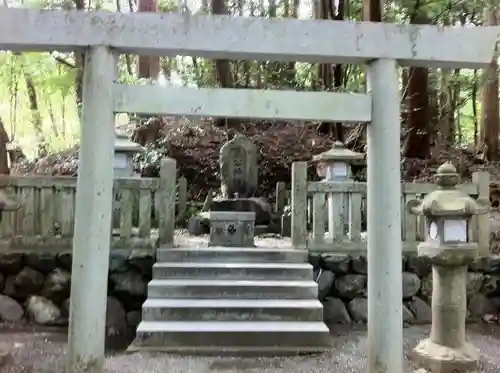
[
  {"left": 189, "top": 134, "right": 277, "bottom": 235},
  {"left": 204, "top": 211, "right": 256, "bottom": 247},
  {"left": 407, "top": 163, "right": 490, "bottom": 373},
  {"left": 219, "top": 134, "right": 258, "bottom": 199}
]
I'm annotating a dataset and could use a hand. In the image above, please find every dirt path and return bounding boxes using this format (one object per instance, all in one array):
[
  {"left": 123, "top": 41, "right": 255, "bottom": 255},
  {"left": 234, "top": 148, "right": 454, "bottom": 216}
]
[{"left": 1, "top": 324, "right": 500, "bottom": 373}]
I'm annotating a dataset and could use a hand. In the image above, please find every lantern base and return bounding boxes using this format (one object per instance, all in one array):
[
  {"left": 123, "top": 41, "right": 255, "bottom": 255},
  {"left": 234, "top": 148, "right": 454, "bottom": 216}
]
[
  {"left": 417, "top": 242, "right": 478, "bottom": 267},
  {"left": 412, "top": 338, "right": 478, "bottom": 373}
]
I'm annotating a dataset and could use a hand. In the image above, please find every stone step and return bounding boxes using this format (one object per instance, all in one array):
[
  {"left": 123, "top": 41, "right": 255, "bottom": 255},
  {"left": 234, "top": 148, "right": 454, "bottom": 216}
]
[
  {"left": 156, "top": 246, "right": 308, "bottom": 263},
  {"left": 141, "top": 298, "right": 324, "bottom": 322},
  {"left": 152, "top": 262, "right": 313, "bottom": 281},
  {"left": 148, "top": 279, "right": 318, "bottom": 299},
  {"left": 131, "top": 321, "right": 330, "bottom": 354}
]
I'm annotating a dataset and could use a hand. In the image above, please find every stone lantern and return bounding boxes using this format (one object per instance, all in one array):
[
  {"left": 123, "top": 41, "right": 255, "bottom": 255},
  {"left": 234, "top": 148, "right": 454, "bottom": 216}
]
[
  {"left": 114, "top": 132, "right": 143, "bottom": 178},
  {"left": 407, "top": 163, "right": 490, "bottom": 373},
  {"left": 312, "top": 141, "right": 364, "bottom": 236}
]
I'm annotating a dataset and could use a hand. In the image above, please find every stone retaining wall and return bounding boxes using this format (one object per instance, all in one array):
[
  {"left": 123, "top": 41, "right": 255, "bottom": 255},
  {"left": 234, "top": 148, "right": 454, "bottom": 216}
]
[
  {"left": 311, "top": 252, "right": 500, "bottom": 325},
  {"left": 0, "top": 251, "right": 152, "bottom": 342},
  {"left": 1, "top": 251, "right": 499, "bottom": 331}
]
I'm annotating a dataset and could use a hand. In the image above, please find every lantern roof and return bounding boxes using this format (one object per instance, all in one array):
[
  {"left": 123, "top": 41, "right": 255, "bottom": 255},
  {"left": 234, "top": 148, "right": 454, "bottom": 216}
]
[
  {"left": 407, "top": 163, "right": 489, "bottom": 217},
  {"left": 114, "top": 132, "right": 144, "bottom": 154},
  {"left": 312, "top": 141, "right": 365, "bottom": 164}
]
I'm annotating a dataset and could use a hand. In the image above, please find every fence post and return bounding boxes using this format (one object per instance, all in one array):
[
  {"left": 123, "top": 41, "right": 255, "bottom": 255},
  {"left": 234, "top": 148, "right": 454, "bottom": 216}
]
[
  {"left": 275, "top": 181, "right": 286, "bottom": 214},
  {"left": 67, "top": 46, "right": 116, "bottom": 373},
  {"left": 291, "top": 162, "right": 308, "bottom": 249},
  {"left": 472, "top": 171, "right": 490, "bottom": 256},
  {"left": 159, "top": 158, "right": 176, "bottom": 247},
  {"left": 177, "top": 177, "right": 187, "bottom": 219}
]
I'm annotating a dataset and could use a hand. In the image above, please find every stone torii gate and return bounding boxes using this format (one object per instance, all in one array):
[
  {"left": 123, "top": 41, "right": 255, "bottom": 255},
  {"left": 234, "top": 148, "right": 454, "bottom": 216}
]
[{"left": 0, "top": 7, "right": 497, "bottom": 373}]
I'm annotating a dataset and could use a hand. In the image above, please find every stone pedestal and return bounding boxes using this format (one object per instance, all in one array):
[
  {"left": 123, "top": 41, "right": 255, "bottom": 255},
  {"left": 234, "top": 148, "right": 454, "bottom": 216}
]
[
  {"left": 412, "top": 244, "right": 479, "bottom": 373},
  {"left": 201, "top": 211, "right": 255, "bottom": 247}
]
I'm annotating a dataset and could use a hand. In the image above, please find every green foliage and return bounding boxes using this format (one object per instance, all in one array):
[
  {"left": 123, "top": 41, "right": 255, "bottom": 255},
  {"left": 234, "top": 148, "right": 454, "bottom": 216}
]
[{"left": 0, "top": 0, "right": 492, "bottom": 160}]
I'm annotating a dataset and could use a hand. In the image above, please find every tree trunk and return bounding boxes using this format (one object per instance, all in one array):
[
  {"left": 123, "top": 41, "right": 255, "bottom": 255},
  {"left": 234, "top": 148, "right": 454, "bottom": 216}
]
[
  {"left": 138, "top": 0, "right": 160, "bottom": 79},
  {"left": 316, "top": 0, "right": 345, "bottom": 140},
  {"left": 479, "top": 3, "right": 499, "bottom": 160},
  {"left": 211, "top": 0, "right": 241, "bottom": 130},
  {"left": 402, "top": 12, "right": 431, "bottom": 159},
  {"left": 0, "top": 118, "right": 10, "bottom": 175}
]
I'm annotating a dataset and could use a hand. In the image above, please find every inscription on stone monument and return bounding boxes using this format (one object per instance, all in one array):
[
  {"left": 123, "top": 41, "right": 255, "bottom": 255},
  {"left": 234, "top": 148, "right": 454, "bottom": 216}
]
[{"left": 219, "top": 134, "right": 258, "bottom": 198}]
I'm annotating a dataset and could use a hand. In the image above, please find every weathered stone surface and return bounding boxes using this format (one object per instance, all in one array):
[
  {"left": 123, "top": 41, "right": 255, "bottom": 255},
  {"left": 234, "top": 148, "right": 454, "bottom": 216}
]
[
  {"left": 281, "top": 215, "right": 291, "bottom": 237},
  {"left": 407, "top": 256, "right": 432, "bottom": 277},
  {"left": 482, "top": 274, "right": 500, "bottom": 296},
  {"left": 420, "top": 273, "right": 433, "bottom": 301},
  {"left": 489, "top": 255, "right": 500, "bottom": 273},
  {"left": 110, "top": 271, "right": 147, "bottom": 298},
  {"left": 335, "top": 274, "right": 366, "bottom": 299},
  {"left": 320, "top": 253, "right": 350, "bottom": 274},
  {"left": 109, "top": 252, "right": 129, "bottom": 273},
  {"left": 0, "top": 253, "right": 23, "bottom": 274},
  {"left": 126, "top": 310, "right": 141, "bottom": 328},
  {"left": 25, "top": 253, "right": 57, "bottom": 273},
  {"left": 128, "top": 251, "right": 153, "bottom": 277},
  {"left": 403, "top": 304, "right": 415, "bottom": 323},
  {"left": 207, "top": 211, "right": 256, "bottom": 247},
  {"left": 403, "top": 271, "right": 421, "bottom": 299},
  {"left": 0, "top": 349, "right": 10, "bottom": 367},
  {"left": 407, "top": 297, "right": 432, "bottom": 324},
  {"left": 468, "top": 293, "right": 496, "bottom": 318},
  {"left": 25, "top": 295, "right": 61, "bottom": 325},
  {"left": 490, "top": 296, "right": 500, "bottom": 310},
  {"left": 0, "top": 294, "right": 23, "bottom": 322},
  {"left": 210, "top": 198, "right": 272, "bottom": 226},
  {"left": 187, "top": 216, "right": 208, "bottom": 236},
  {"left": 315, "top": 269, "right": 334, "bottom": 300},
  {"left": 61, "top": 298, "right": 70, "bottom": 318},
  {"left": 14, "top": 267, "right": 44, "bottom": 296},
  {"left": 469, "top": 256, "right": 491, "bottom": 272},
  {"left": 110, "top": 271, "right": 147, "bottom": 310},
  {"left": 56, "top": 252, "right": 72, "bottom": 271},
  {"left": 308, "top": 253, "right": 321, "bottom": 268},
  {"left": 219, "top": 134, "right": 258, "bottom": 199},
  {"left": 106, "top": 296, "right": 128, "bottom": 338},
  {"left": 322, "top": 297, "right": 351, "bottom": 324},
  {"left": 413, "top": 338, "right": 479, "bottom": 373},
  {"left": 466, "top": 272, "right": 484, "bottom": 297},
  {"left": 351, "top": 255, "right": 367, "bottom": 274},
  {"left": 347, "top": 298, "right": 367, "bottom": 322},
  {"left": 2, "top": 276, "right": 15, "bottom": 298},
  {"left": 41, "top": 268, "right": 71, "bottom": 303}
]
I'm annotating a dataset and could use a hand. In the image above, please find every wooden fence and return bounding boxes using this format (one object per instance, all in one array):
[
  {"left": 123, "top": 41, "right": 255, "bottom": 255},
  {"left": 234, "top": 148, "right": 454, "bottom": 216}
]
[
  {"left": 285, "top": 162, "right": 490, "bottom": 255},
  {"left": 0, "top": 169, "right": 186, "bottom": 253}
]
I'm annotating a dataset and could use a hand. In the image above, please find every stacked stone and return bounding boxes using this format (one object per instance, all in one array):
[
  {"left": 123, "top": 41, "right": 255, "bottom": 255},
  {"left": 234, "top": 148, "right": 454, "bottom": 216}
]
[
  {"left": 0, "top": 251, "right": 153, "bottom": 346},
  {"left": 310, "top": 252, "right": 500, "bottom": 325},
  {"left": 2, "top": 250, "right": 500, "bottom": 330}
]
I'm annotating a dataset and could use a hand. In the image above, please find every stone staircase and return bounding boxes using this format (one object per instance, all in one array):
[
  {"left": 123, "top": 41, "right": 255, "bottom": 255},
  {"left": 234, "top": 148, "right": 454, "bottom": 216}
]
[{"left": 129, "top": 246, "right": 330, "bottom": 355}]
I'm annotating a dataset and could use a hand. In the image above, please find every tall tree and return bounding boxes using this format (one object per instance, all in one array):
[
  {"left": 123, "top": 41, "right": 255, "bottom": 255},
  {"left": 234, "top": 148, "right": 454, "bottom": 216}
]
[
  {"left": 402, "top": 9, "right": 431, "bottom": 159},
  {"left": 138, "top": 0, "right": 160, "bottom": 80},
  {"left": 211, "top": 0, "right": 241, "bottom": 130},
  {"left": 479, "top": 2, "right": 499, "bottom": 160},
  {"left": 316, "top": 0, "right": 346, "bottom": 140}
]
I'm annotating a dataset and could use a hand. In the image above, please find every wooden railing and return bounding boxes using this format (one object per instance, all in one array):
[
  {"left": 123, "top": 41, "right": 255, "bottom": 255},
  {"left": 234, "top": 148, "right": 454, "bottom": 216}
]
[
  {"left": 0, "top": 169, "right": 186, "bottom": 253},
  {"left": 287, "top": 162, "right": 490, "bottom": 255}
]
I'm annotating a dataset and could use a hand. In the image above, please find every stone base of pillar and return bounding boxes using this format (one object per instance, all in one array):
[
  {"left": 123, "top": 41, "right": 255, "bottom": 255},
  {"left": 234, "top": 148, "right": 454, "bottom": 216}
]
[{"left": 412, "top": 338, "right": 479, "bottom": 373}]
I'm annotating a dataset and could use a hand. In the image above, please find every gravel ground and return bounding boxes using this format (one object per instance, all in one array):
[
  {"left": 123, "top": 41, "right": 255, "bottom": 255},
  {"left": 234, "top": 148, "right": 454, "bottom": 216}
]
[{"left": 2, "top": 324, "right": 500, "bottom": 373}]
